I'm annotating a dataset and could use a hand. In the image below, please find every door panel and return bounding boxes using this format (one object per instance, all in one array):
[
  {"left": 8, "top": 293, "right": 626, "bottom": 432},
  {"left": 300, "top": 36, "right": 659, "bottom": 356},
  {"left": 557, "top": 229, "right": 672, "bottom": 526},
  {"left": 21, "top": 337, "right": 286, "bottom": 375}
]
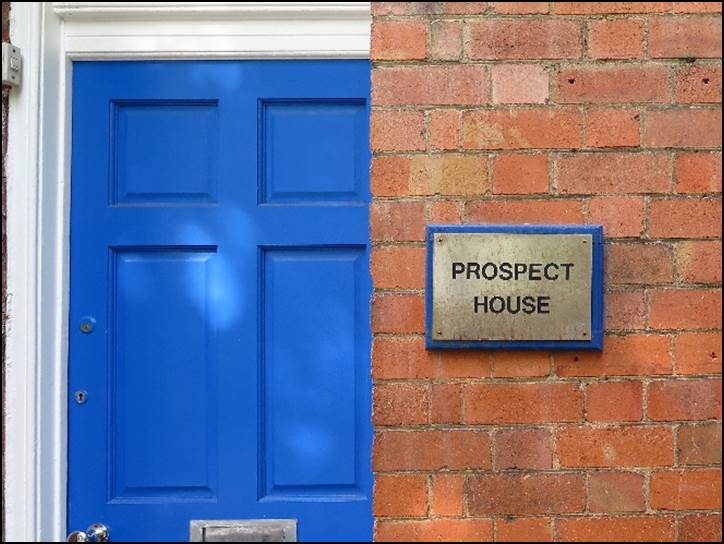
[{"left": 69, "top": 61, "right": 372, "bottom": 542}]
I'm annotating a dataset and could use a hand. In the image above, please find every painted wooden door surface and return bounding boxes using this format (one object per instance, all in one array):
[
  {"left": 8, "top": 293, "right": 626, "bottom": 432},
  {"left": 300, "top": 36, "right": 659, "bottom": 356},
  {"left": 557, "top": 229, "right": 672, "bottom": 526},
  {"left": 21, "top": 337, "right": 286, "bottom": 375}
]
[{"left": 68, "top": 61, "right": 372, "bottom": 542}]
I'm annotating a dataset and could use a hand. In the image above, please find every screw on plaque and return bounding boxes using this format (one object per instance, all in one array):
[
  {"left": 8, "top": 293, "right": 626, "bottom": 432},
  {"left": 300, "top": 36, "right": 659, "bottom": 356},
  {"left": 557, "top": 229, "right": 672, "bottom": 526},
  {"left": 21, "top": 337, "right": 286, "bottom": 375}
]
[
  {"left": 79, "top": 316, "right": 96, "bottom": 334},
  {"left": 74, "top": 390, "right": 88, "bottom": 405}
]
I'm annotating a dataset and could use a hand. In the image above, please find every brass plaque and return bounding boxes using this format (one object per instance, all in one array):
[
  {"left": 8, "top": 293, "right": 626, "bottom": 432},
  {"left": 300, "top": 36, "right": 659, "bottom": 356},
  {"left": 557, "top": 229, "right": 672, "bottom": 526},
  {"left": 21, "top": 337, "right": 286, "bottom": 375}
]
[{"left": 431, "top": 233, "right": 593, "bottom": 342}]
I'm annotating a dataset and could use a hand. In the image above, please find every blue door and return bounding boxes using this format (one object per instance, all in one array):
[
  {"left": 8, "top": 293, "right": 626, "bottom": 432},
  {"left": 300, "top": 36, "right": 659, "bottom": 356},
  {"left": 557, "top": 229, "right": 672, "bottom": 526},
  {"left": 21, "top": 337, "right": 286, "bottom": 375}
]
[{"left": 68, "top": 61, "right": 372, "bottom": 542}]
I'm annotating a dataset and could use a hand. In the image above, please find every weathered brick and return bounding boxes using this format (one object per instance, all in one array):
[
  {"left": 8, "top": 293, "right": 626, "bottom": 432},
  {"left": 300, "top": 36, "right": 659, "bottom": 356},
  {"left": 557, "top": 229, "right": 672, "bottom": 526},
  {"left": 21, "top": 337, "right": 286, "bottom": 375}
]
[
  {"left": 676, "top": 241, "right": 722, "bottom": 284},
  {"left": 371, "top": 201, "right": 426, "bottom": 241},
  {"left": 431, "top": 383, "right": 461, "bottom": 424},
  {"left": 429, "top": 109, "right": 461, "bottom": 151},
  {"left": 554, "top": 3, "right": 672, "bottom": 14},
  {"left": 679, "top": 514, "right": 723, "bottom": 543},
  {"left": 376, "top": 519, "right": 493, "bottom": 542},
  {"left": 444, "top": 2, "right": 489, "bottom": 15},
  {"left": 492, "top": 64, "right": 549, "bottom": 104},
  {"left": 676, "top": 65, "right": 722, "bottom": 103},
  {"left": 495, "top": 518, "right": 553, "bottom": 542},
  {"left": 673, "top": 2, "right": 723, "bottom": 13},
  {"left": 409, "top": 154, "right": 487, "bottom": 196},
  {"left": 430, "top": 473, "right": 465, "bottom": 517},
  {"left": 463, "top": 109, "right": 581, "bottom": 150},
  {"left": 429, "top": 20, "right": 462, "bottom": 61},
  {"left": 555, "top": 335, "right": 673, "bottom": 377},
  {"left": 555, "top": 65, "right": 670, "bottom": 103},
  {"left": 675, "top": 152, "right": 722, "bottom": 193},
  {"left": 494, "top": 428, "right": 553, "bottom": 469},
  {"left": 589, "top": 471, "right": 646, "bottom": 512},
  {"left": 648, "top": 289, "right": 722, "bottom": 330},
  {"left": 373, "top": 430, "right": 492, "bottom": 471},
  {"left": 556, "top": 516, "right": 675, "bottom": 542},
  {"left": 371, "top": 110, "right": 425, "bottom": 152},
  {"left": 373, "top": 65, "right": 488, "bottom": 106},
  {"left": 371, "top": 246, "right": 426, "bottom": 290},
  {"left": 372, "top": 156, "right": 411, "bottom": 197},
  {"left": 463, "top": 383, "right": 583, "bottom": 424},
  {"left": 557, "top": 153, "right": 670, "bottom": 194},
  {"left": 584, "top": 109, "right": 641, "bottom": 148},
  {"left": 605, "top": 291, "right": 647, "bottom": 330},
  {"left": 373, "top": 383, "right": 428, "bottom": 426},
  {"left": 374, "top": 474, "right": 428, "bottom": 517},
  {"left": 650, "top": 469, "right": 722, "bottom": 510},
  {"left": 372, "top": 293, "right": 426, "bottom": 334},
  {"left": 648, "top": 378, "right": 722, "bottom": 421},
  {"left": 649, "top": 16, "right": 723, "bottom": 58},
  {"left": 491, "top": 351, "right": 551, "bottom": 378},
  {"left": 465, "top": 19, "right": 582, "bottom": 59},
  {"left": 466, "top": 199, "right": 585, "bottom": 224},
  {"left": 491, "top": 2, "right": 549, "bottom": 14},
  {"left": 605, "top": 243, "right": 673, "bottom": 285},
  {"left": 588, "top": 19, "right": 645, "bottom": 59},
  {"left": 468, "top": 473, "right": 586, "bottom": 515},
  {"left": 587, "top": 380, "right": 644, "bottom": 422},
  {"left": 644, "top": 109, "right": 722, "bottom": 148},
  {"left": 556, "top": 425, "right": 674, "bottom": 467},
  {"left": 648, "top": 199, "right": 722, "bottom": 239},
  {"left": 492, "top": 154, "right": 549, "bottom": 195},
  {"left": 428, "top": 199, "right": 462, "bottom": 223},
  {"left": 371, "top": 20, "right": 427, "bottom": 61},
  {"left": 675, "top": 332, "right": 722, "bottom": 375},
  {"left": 588, "top": 196, "right": 645, "bottom": 237},
  {"left": 678, "top": 423, "right": 722, "bottom": 465}
]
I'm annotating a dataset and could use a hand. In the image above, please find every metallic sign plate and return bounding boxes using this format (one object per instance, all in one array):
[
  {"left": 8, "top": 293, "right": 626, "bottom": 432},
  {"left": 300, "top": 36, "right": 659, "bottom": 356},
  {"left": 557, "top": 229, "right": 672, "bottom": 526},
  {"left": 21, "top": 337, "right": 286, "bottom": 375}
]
[
  {"left": 190, "top": 520, "right": 297, "bottom": 542},
  {"left": 431, "top": 233, "right": 593, "bottom": 342}
]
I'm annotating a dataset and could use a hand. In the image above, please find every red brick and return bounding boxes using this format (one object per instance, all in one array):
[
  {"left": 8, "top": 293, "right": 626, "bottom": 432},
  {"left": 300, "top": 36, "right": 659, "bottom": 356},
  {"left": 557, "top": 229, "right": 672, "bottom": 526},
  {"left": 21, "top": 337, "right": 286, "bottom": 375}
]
[
  {"left": 556, "top": 516, "right": 675, "bottom": 542},
  {"left": 468, "top": 473, "right": 585, "bottom": 515},
  {"left": 648, "top": 199, "right": 722, "bottom": 239},
  {"left": 554, "top": 3, "right": 672, "bottom": 14},
  {"left": 374, "top": 474, "right": 428, "bottom": 517},
  {"left": 678, "top": 423, "right": 722, "bottom": 465},
  {"left": 371, "top": 156, "right": 411, "bottom": 197},
  {"left": 492, "top": 2, "right": 549, "bottom": 14},
  {"left": 650, "top": 469, "right": 722, "bottom": 510},
  {"left": 649, "top": 16, "right": 723, "bottom": 59},
  {"left": 588, "top": 19, "right": 645, "bottom": 59},
  {"left": 371, "top": 20, "right": 427, "bottom": 61},
  {"left": 648, "top": 378, "right": 722, "bottom": 421},
  {"left": 555, "top": 335, "right": 673, "bottom": 377},
  {"left": 444, "top": 2, "right": 489, "bottom": 15},
  {"left": 494, "top": 428, "right": 553, "bottom": 469},
  {"left": 463, "top": 383, "right": 583, "bottom": 424},
  {"left": 372, "top": 3, "right": 444, "bottom": 15},
  {"left": 675, "top": 332, "right": 722, "bottom": 375},
  {"left": 430, "top": 473, "right": 465, "bottom": 517},
  {"left": 462, "top": 108, "right": 581, "bottom": 149},
  {"left": 587, "top": 380, "right": 643, "bottom": 422},
  {"left": 584, "top": 109, "right": 641, "bottom": 147},
  {"left": 429, "top": 109, "right": 461, "bottom": 151},
  {"left": 491, "top": 351, "right": 550, "bottom": 378},
  {"left": 373, "top": 65, "right": 488, "bottom": 106},
  {"left": 588, "top": 196, "right": 645, "bottom": 237},
  {"left": 605, "top": 291, "right": 647, "bottom": 330},
  {"left": 492, "top": 64, "right": 549, "bottom": 104},
  {"left": 371, "top": 110, "right": 425, "bottom": 152},
  {"left": 676, "top": 65, "right": 722, "bottom": 103},
  {"left": 673, "top": 2, "right": 723, "bottom": 13},
  {"left": 555, "top": 65, "right": 670, "bottom": 103},
  {"left": 492, "top": 154, "right": 549, "bottom": 194},
  {"left": 409, "top": 154, "right": 487, "bottom": 196},
  {"left": 373, "top": 383, "right": 428, "bottom": 426},
  {"left": 372, "top": 293, "right": 425, "bottom": 334},
  {"left": 430, "top": 20, "right": 461, "bottom": 61},
  {"left": 373, "top": 430, "right": 492, "bottom": 471},
  {"left": 589, "top": 471, "right": 646, "bottom": 512},
  {"left": 676, "top": 152, "right": 722, "bottom": 193},
  {"left": 644, "top": 109, "right": 722, "bottom": 148},
  {"left": 556, "top": 425, "right": 674, "bottom": 467},
  {"left": 605, "top": 243, "right": 673, "bottom": 285},
  {"left": 371, "top": 201, "right": 426, "bottom": 241},
  {"left": 679, "top": 514, "right": 723, "bottom": 542},
  {"left": 648, "top": 289, "right": 722, "bottom": 330},
  {"left": 371, "top": 246, "right": 426, "bottom": 289},
  {"left": 465, "top": 19, "right": 582, "bottom": 59},
  {"left": 558, "top": 153, "right": 670, "bottom": 194},
  {"left": 466, "top": 199, "right": 585, "bottom": 224},
  {"left": 376, "top": 519, "right": 492, "bottom": 542},
  {"left": 428, "top": 199, "right": 462, "bottom": 223},
  {"left": 431, "top": 383, "right": 461, "bottom": 424},
  {"left": 496, "top": 518, "right": 553, "bottom": 542},
  {"left": 676, "top": 241, "right": 722, "bottom": 283}
]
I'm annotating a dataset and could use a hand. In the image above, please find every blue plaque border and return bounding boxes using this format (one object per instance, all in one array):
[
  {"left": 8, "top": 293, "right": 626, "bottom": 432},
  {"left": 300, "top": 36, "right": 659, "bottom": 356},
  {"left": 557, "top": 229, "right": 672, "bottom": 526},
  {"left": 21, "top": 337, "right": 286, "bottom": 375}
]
[{"left": 425, "top": 224, "right": 604, "bottom": 351}]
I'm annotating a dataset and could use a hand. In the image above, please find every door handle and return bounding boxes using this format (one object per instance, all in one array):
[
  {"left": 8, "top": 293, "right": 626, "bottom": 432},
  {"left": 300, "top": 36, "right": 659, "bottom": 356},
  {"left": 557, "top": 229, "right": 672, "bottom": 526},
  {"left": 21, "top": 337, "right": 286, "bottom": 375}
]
[{"left": 67, "top": 523, "right": 110, "bottom": 542}]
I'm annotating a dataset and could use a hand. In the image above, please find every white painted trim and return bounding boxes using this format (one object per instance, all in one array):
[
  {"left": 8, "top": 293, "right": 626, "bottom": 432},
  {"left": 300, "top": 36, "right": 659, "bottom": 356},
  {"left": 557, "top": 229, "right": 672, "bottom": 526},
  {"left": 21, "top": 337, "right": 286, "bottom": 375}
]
[{"left": 3, "top": 2, "right": 370, "bottom": 541}]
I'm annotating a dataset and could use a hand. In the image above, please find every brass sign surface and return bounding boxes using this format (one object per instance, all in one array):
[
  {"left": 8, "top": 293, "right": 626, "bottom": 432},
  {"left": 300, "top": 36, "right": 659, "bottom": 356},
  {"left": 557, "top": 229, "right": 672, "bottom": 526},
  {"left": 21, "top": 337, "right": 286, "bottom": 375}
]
[{"left": 431, "top": 233, "right": 593, "bottom": 341}]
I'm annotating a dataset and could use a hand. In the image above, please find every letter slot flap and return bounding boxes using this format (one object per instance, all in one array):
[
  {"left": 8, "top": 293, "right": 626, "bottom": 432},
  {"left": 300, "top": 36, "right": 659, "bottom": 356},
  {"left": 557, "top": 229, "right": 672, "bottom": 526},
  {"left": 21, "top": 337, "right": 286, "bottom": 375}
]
[{"left": 190, "top": 520, "right": 297, "bottom": 542}]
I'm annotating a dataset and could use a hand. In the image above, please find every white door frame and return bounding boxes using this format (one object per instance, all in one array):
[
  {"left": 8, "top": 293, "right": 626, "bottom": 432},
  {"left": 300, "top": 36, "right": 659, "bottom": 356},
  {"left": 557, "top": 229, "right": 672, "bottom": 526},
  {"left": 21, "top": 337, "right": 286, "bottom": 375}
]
[{"left": 3, "top": 3, "right": 371, "bottom": 540}]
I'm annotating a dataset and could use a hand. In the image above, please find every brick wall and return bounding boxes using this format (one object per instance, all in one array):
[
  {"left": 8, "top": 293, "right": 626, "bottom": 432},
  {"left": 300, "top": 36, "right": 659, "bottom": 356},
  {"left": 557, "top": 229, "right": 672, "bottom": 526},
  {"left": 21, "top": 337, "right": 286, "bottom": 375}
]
[{"left": 370, "top": 2, "right": 722, "bottom": 542}]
